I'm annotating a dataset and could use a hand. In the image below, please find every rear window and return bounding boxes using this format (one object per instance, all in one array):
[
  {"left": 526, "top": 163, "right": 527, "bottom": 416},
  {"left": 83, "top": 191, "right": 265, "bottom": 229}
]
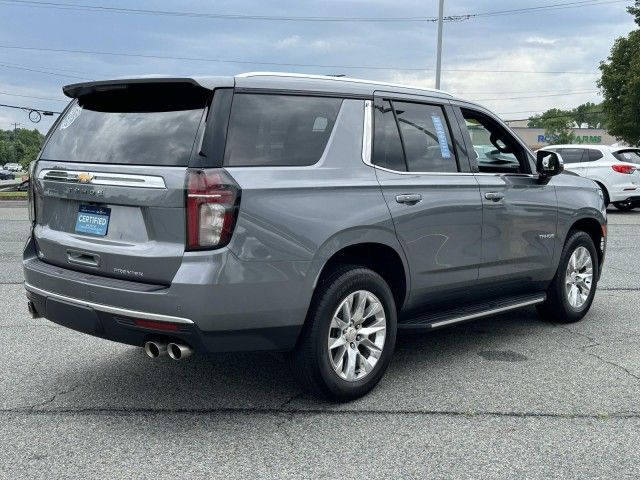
[
  {"left": 41, "top": 83, "right": 209, "bottom": 166},
  {"left": 223, "top": 94, "right": 342, "bottom": 167},
  {"left": 613, "top": 149, "right": 640, "bottom": 164}
]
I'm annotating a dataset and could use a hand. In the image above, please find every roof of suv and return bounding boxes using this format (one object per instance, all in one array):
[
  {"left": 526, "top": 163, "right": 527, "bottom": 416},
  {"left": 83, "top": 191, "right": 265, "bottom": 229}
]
[
  {"left": 63, "top": 72, "right": 455, "bottom": 101},
  {"left": 548, "top": 144, "right": 637, "bottom": 152}
]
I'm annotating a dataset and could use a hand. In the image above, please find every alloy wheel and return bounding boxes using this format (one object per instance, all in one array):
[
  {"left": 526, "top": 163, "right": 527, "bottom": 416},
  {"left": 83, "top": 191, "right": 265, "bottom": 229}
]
[
  {"left": 327, "top": 290, "right": 387, "bottom": 382},
  {"left": 564, "top": 246, "right": 593, "bottom": 309}
]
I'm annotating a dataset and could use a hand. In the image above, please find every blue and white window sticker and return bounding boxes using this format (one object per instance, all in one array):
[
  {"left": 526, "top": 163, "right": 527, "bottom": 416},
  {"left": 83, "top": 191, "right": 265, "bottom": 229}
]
[{"left": 431, "top": 115, "right": 451, "bottom": 159}]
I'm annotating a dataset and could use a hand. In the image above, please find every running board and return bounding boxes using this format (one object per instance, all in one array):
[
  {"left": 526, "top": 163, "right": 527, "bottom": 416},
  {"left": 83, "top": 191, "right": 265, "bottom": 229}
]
[{"left": 398, "top": 293, "right": 546, "bottom": 331}]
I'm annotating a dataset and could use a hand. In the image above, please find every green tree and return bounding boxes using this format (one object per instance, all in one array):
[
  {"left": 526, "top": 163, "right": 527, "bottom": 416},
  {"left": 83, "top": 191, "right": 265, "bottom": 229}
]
[
  {"left": 527, "top": 108, "right": 575, "bottom": 143},
  {"left": 572, "top": 102, "right": 606, "bottom": 129},
  {"left": 598, "top": 1, "right": 640, "bottom": 145},
  {"left": 0, "top": 128, "right": 44, "bottom": 168}
]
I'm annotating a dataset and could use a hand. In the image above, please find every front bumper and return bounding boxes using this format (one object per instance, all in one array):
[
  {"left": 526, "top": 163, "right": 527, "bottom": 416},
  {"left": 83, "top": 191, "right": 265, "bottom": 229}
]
[{"left": 23, "top": 237, "right": 311, "bottom": 353}]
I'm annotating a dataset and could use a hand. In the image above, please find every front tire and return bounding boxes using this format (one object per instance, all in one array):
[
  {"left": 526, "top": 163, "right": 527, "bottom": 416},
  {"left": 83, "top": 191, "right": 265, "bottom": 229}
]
[
  {"left": 289, "top": 266, "right": 397, "bottom": 402},
  {"left": 537, "top": 230, "right": 599, "bottom": 323}
]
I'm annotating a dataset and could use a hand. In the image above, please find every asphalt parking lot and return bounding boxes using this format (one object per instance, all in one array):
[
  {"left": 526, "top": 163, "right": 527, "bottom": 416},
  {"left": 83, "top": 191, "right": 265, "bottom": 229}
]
[{"left": 1, "top": 201, "right": 639, "bottom": 479}]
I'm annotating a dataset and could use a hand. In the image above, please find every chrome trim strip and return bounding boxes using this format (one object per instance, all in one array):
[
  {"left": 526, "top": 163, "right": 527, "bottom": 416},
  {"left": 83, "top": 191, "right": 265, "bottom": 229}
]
[
  {"left": 24, "top": 282, "right": 194, "bottom": 325},
  {"left": 430, "top": 296, "right": 545, "bottom": 329},
  {"left": 361, "top": 100, "right": 372, "bottom": 165},
  {"left": 39, "top": 170, "right": 166, "bottom": 189}
]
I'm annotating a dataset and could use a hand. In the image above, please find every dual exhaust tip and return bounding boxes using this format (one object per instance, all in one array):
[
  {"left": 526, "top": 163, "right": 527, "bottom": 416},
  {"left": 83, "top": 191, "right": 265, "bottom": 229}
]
[{"left": 144, "top": 341, "right": 192, "bottom": 360}]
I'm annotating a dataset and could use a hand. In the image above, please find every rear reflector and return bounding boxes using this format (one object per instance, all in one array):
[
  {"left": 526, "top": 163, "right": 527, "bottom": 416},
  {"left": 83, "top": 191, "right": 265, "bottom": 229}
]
[
  {"left": 134, "top": 319, "right": 179, "bottom": 331},
  {"left": 185, "top": 169, "right": 240, "bottom": 250},
  {"left": 612, "top": 164, "right": 636, "bottom": 174}
]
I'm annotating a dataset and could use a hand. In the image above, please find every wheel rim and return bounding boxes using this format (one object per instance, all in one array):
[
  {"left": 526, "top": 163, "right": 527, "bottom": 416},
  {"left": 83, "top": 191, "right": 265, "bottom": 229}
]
[
  {"left": 327, "top": 290, "right": 387, "bottom": 382},
  {"left": 564, "top": 246, "right": 594, "bottom": 309}
]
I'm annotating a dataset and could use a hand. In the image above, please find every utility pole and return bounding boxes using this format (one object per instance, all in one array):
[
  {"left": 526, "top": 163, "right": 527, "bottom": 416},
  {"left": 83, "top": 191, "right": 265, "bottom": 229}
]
[
  {"left": 11, "top": 122, "right": 21, "bottom": 163},
  {"left": 435, "top": 0, "right": 445, "bottom": 90}
]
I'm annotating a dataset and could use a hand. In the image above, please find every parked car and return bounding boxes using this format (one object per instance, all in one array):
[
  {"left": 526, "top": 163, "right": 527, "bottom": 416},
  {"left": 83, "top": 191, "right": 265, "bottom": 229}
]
[
  {"left": 3, "top": 163, "right": 22, "bottom": 172},
  {"left": 0, "top": 169, "right": 15, "bottom": 180},
  {"left": 23, "top": 73, "right": 607, "bottom": 401},
  {"left": 542, "top": 145, "right": 640, "bottom": 211}
]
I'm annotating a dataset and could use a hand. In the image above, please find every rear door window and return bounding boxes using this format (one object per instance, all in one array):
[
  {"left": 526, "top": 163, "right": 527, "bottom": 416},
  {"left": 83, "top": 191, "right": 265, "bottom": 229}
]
[
  {"left": 223, "top": 94, "right": 342, "bottom": 167},
  {"left": 393, "top": 101, "right": 457, "bottom": 173},
  {"left": 41, "top": 83, "right": 209, "bottom": 166},
  {"left": 373, "top": 99, "right": 407, "bottom": 171},
  {"left": 556, "top": 148, "right": 585, "bottom": 164},
  {"left": 372, "top": 99, "right": 458, "bottom": 173}
]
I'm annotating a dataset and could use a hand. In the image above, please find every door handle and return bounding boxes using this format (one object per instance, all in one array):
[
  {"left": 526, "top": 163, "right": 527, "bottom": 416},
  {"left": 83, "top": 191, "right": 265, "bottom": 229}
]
[
  {"left": 67, "top": 249, "right": 100, "bottom": 267},
  {"left": 395, "top": 194, "right": 422, "bottom": 205},
  {"left": 484, "top": 192, "right": 505, "bottom": 202}
]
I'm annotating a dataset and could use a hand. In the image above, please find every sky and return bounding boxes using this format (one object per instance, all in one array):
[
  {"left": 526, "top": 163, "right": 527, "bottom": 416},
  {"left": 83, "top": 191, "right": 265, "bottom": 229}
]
[{"left": 0, "top": 0, "right": 637, "bottom": 133}]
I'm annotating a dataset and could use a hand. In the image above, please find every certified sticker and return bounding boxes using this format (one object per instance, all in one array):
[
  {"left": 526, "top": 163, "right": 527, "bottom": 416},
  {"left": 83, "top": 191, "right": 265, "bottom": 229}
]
[
  {"left": 60, "top": 104, "right": 82, "bottom": 129},
  {"left": 431, "top": 115, "right": 451, "bottom": 159}
]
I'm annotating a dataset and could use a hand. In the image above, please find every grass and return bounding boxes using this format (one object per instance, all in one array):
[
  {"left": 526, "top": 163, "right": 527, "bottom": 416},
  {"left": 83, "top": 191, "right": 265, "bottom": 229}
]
[{"left": 0, "top": 191, "right": 27, "bottom": 199}]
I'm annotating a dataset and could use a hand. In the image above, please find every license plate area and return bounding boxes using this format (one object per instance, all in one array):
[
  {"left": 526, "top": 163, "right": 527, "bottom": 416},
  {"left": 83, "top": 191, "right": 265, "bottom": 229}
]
[{"left": 75, "top": 204, "right": 111, "bottom": 236}]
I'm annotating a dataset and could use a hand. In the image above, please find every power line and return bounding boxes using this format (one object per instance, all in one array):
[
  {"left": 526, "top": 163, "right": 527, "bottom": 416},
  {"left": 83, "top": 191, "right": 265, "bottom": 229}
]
[
  {"left": 0, "top": 62, "right": 91, "bottom": 80},
  {"left": 0, "top": 0, "right": 469, "bottom": 22},
  {"left": 0, "top": 44, "right": 601, "bottom": 75},
  {"left": 0, "top": 90, "right": 68, "bottom": 102},
  {"left": 500, "top": 110, "right": 605, "bottom": 121},
  {"left": 0, "top": 0, "right": 629, "bottom": 22},
  {"left": 474, "top": 0, "right": 629, "bottom": 18},
  {"left": 0, "top": 102, "right": 62, "bottom": 114},
  {"left": 475, "top": 90, "right": 600, "bottom": 101}
]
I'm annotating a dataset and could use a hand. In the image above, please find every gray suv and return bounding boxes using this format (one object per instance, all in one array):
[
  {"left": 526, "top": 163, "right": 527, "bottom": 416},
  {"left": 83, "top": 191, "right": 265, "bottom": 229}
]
[{"left": 23, "top": 73, "right": 607, "bottom": 401}]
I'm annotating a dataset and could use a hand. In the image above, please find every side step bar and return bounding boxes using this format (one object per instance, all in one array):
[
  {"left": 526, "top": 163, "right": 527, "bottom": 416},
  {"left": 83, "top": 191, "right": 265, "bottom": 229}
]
[{"left": 398, "top": 293, "right": 546, "bottom": 331}]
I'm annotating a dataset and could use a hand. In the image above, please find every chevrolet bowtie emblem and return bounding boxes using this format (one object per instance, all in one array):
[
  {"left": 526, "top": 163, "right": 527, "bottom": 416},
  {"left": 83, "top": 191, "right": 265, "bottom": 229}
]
[{"left": 77, "top": 172, "right": 94, "bottom": 184}]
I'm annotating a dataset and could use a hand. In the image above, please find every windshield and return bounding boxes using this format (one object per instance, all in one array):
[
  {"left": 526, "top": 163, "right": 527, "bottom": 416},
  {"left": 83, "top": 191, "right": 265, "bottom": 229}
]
[
  {"left": 613, "top": 149, "right": 640, "bottom": 164},
  {"left": 41, "top": 83, "right": 209, "bottom": 166}
]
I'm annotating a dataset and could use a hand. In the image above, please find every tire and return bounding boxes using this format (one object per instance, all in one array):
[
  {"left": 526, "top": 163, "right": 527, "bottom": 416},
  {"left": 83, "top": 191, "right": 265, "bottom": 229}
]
[
  {"left": 597, "top": 184, "right": 610, "bottom": 208},
  {"left": 613, "top": 201, "right": 636, "bottom": 211},
  {"left": 537, "top": 230, "right": 599, "bottom": 323},
  {"left": 289, "top": 265, "right": 397, "bottom": 402}
]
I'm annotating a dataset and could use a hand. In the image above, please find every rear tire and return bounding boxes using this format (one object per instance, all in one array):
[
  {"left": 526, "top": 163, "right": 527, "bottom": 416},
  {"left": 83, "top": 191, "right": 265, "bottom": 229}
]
[
  {"left": 537, "top": 230, "right": 599, "bottom": 324},
  {"left": 289, "top": 265, "right": 397, "bottom": 402},
  {"left": 613, "top": 201, "right": 635, "bottom": 211}
]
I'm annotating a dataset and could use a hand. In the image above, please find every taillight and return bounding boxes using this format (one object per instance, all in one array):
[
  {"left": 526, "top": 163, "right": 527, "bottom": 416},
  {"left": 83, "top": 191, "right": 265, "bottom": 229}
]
[
  {"left": 27, "top": 161, "right": 36, "bottom": 223},
  {"left": 612, "top": 164, "right": 636, "bottom": 174},
  {"left": 185, "top": 169, "right": 240, "bottom": 250}
]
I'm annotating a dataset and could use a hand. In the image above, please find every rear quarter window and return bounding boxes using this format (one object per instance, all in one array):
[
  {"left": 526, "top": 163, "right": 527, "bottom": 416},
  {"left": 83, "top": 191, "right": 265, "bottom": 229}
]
[{"left": 223, "top": 94, "right": 342, "bottom": 167}]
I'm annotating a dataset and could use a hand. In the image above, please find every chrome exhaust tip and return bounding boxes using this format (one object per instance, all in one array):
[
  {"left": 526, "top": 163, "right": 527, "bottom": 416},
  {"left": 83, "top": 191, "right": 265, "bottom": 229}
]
[
  {"left": 167, "top": 342, "right": 193, "bottom": 360},
  {"left": 144, "top": 341, "right": 168, "bottom": 358},
  {"left": 27, "top": 300, "right": 41, "bottom": 319}
]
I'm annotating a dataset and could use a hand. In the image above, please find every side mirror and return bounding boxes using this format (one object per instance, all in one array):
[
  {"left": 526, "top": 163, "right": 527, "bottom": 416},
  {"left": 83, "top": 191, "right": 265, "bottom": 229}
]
[{"left": 536, "top": 150, "right": 564, "bottom": 178}]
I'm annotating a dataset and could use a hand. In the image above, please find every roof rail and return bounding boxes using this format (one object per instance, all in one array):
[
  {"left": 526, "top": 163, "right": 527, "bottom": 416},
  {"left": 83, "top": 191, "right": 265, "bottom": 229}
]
[{"left": 235, "top": 72, "right": 453, "bottom": 97}]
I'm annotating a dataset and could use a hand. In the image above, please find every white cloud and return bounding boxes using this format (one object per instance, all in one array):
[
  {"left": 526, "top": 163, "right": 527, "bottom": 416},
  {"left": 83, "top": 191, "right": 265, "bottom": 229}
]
[
  {"left": 525, "top": 36, "right": 558, "bottom": 45},
  {"left": 310, "top": 39, "right": 332, "bottom": 51},
  {"left": 276, "top": 35, "right": 302, "bottom": 49}
]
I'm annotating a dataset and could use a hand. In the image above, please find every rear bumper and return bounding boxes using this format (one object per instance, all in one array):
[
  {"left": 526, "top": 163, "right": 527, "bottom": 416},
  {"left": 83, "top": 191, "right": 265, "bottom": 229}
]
[
  {"left": 613, "top": 195, "right": 640, "bottom": 206},
  {"left": 23, "top": 236, "right": 311, "bottom": 353}
]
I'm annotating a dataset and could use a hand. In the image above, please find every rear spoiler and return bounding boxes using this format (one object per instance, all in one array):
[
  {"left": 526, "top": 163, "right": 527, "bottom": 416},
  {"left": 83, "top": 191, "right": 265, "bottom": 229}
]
[{"left": 63, "top": 76, "right": 234, "bottom": 98}]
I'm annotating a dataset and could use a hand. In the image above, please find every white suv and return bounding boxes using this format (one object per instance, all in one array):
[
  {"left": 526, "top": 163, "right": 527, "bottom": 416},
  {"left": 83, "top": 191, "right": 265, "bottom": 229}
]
[{"left": 544, "top": 145, "right": 640, "bottom": 211}]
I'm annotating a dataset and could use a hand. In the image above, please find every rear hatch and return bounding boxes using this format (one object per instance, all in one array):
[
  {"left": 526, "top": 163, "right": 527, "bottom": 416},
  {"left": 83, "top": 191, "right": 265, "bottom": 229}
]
[{"left": 33, "top": 81, "right": 210, "bottom": 284}]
